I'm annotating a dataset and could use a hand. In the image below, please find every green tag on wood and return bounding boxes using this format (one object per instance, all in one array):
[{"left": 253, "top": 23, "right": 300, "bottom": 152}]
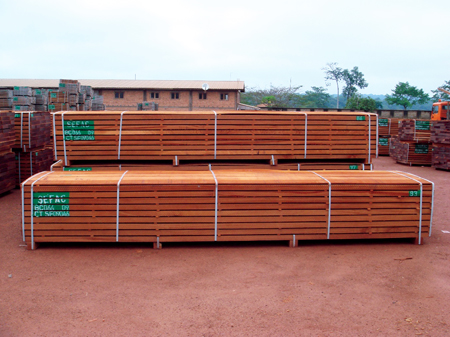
[
  {"left": 379, "top": 138, "right": 389, "bottom": 146},
  {"left": 14, "top": 113, "right": 20, "bottom": 118},
  {"left": 414, "top": 144, "right": 429, "bottom": 154},
  {"left": 51, "top": 93, "right": 57, "bottom": 98},
  {"left": 356, "top": 116, "right": 366, "bottom": 121},
  {"left": 49, "top": 104, "right": 55, "bottom": 109},
  {"left": 349, "top": 165, "right": 358, "bottom": 170},
  {"left": 378, "top": 119, "right": 388, "bottom": 127},
  {"left": 409, "top": 190, "right": 421, "bottom": 197},
  {"left": 415, "top": 121, "right": 430, "bottom": 131},
  {"left": 63, "top": 167, "right": 92, "bottom": 171},
  {"left": 59, "top": 83, "right": 66, "bottom": 88}
]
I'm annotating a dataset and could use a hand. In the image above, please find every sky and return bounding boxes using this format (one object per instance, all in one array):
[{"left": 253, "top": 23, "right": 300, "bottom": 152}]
[{"left": 0, "top": 0, "right": 449, "bottom": 95}]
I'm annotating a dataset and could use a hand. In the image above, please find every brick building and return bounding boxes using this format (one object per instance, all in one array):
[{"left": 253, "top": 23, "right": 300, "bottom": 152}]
[{"left": 0, "top": 79, "right": 245, "bottom": 111}]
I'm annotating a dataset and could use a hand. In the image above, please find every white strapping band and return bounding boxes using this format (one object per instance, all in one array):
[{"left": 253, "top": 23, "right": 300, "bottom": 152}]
[
  {"left": 62, "top": 112, "right": 68, "bottom": 166},
  {"left": 310, "top": 171, "right": 332, "bottom": 239},
  {"left": 116, "top": 171, "right": 129, "bottom": 242},
  {"left": 118, "top": 111, "right": 128, "bottom": 159},
  {"left": 209, "top": 164, "right": 218, "bottom": 241},
  {"left": 375, "top": 114, "right": 379, "bottom": 158},
  {"left": 50, "top": 160, "right": 62, "bottom": 172},
  {"left": 53, "top": 112, "right": 57, "bottom": 159},
  {"left": 29, "top": 172, "right": 54, "bottom": 249},
  {"left": 28, "top": 112, "right": 31, "bottom": 150},
  {"left": 213, "top": 111, "right": 217, "bottom": 159},
  {"left": 390, "top": 171, "right": 424, "bottom": 244},
  {"left": 297, "top": 112, "right": 308, "bottom": 158}
]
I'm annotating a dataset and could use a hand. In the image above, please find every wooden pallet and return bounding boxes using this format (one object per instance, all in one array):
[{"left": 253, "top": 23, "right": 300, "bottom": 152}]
[
  {"left": 21, "top": 170, "right": 433, "bottom": 249},
  {"left": 52, "top": 111, "right": 378, "bottom": 165},
  {"left": 0, "top": 112, "right": 15, "bottom": 153},
  {"left": 390, "top": 137, "right": 432, "bottom": 166},
  {"left": 13, "top": 112, "right": 52, "bottom": 151}
]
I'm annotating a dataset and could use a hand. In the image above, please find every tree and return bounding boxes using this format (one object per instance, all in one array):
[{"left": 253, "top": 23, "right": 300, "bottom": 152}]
[
  {"left": 240, "top": 85, "right": 303, "bottom": 108},
  {"left": 345, "top": 95, "right": 378, "bottom": 112},
  {"left": 300, "top": 86, "right": 331, "bottom": 108},
  {"left": 342, "top": 67, "right": 368, "bottom": 101},
  {"left": 431, "top": 80, "right": 450, "bottom": 101},
  {"left": 385, "top": 82, "right": 430, "bottom": 109},
  {"left": 323, "top": 62, "right": 343, "bottom": 108}
]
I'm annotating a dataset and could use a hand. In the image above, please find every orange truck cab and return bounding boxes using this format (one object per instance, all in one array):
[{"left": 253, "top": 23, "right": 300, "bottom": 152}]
[{"left": 431, "top": 100, "right": 449, "bottom": 121}]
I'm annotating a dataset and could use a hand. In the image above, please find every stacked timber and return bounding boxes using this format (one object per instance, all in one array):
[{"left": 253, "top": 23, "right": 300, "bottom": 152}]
[
  {"left": 431, "top": 120, "right": 450, "bottom": 170},
  {"left": 0, "top": 111, "right": 16, "bottom": 195},
  {"left": 50, "top": 160, "right": 372, "bottom": 172},
  {"left": 81, "top": 85, "right": 93, "bottom": 111},
  {"left": 398, "top": 119, "right": 432, "bottom": 142},
  {"left": 390, "top": 137, "right": 432, "bottom": 166},
  {"left": 0, "top": 89, "right": 13, "bottom": 110},
  {"left": 34, "top": 89, "right": 49, "bottom": 111},
  {"left": 12, "top": 87, "right": 35, "bottom": 111},
  {"left": 91, "top": 94, "right": 105, "bottom": 111},
  {"left": 378, "top": 118, "right": 400, "bottom": 156},
  {"left": 21, "top": 170, "right": 433, "bottom": 249},
  {"left": 12, "top": 112, "right": 54, "bottom": 185},
  {"left": 138, "top": 102, "right": 158, "bottom": 111},
  {"left": 52, "top": 111, "right": 378, "bottom": 166}
]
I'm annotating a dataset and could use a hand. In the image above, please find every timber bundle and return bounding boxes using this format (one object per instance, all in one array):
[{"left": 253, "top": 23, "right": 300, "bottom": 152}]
[
  {"left": 22, "top": 170, "right": 433, "bottom": 250},
  {"left": 431, "top": 120, "right": 450, "bottom": 170},
  {"left": 52, "top": 111, "right": 378, "bottom": 166},
  {"left": 378, "top": 118, "right": 399, "bottom": 156},
  {"left": 0, "top": 112, "right": 16, "bottom": 194},
  {"left": 389, "top": 137, "right": 432, "bottom": 166}
]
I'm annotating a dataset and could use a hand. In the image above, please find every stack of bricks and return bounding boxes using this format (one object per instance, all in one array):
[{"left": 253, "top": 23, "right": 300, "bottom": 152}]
[
  {"left": 12, "top": 87, "right": 36, "bottom": 111},
  {"left": 0, "top": 111, "right": 16, "bottom": 195},
  {"left": 13, "top": 112, "right": 54, "bottom": 186},
  {"left": 0, "top": 89, "right": 13, "bottom": 111},
  {"left": 431, "top": 120, "right": 450, "bottom": 170}
]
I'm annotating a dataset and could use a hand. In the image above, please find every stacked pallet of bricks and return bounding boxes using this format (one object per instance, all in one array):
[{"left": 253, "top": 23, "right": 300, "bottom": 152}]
[
  {"left": 13, "top": 112, "right": 53, "bottom": 186},
  {"left": 0, "top": 112, "right": 16, "bottom": 195},
  {"left": 52, "top": 111, "right": 378, "bottom": 167},
  {"left": 390, "top": 119, "right": 433, "bottom": 166},
  {"left": 431, "top": 120, "right": 450, "bottom": 170},
  {"left": 377, "top": 118, "right": 400, "bottom": 156},
  {"left": 21, "top": 170, "right": 433, "bottom": 249}
]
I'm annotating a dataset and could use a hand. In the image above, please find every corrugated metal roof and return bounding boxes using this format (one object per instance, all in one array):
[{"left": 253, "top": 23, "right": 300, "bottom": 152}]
[{"left": 0, "top": 79, "right": 245, "bottom": 91}]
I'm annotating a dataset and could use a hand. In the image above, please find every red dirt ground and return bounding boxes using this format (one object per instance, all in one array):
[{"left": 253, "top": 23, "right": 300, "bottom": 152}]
[{"left": 1, "top": 156, "right": 449, "bottom": 337}]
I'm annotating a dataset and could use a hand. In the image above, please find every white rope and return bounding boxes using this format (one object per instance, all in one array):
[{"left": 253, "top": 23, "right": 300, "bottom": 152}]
[
  {"left": 209, "top": 164, "right": 218, "bottom": 241},
  {"left": 310, "top": 171, "right": 332, "bottom": 239},
  {"left": 29, "top": 172, "right": 54, "bottom": 250},
  {"left": 116, "top": 171, "right": 129, "bottom": 242},
  {"left": 390, "top": 171, "right": 423, "bottom": 244}
]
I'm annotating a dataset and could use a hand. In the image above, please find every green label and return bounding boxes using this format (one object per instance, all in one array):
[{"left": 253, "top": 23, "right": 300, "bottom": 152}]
[
  {"left": 51, "top": 93, "right": 57, "bottom": 98},
  {"left": 33, "top": 192, "right": 70, "bottom": 217},
  {"left": 48, "top": 104, "right": 55, "bottom": 109},
  {"left": 64, "top": 120, "right": 95, "bottom": 141},
  {"left": 378, "top": 119, "right": 388, "bottom": 127},
  {"left": 15, "top": 106, "right": 21, "bottom": 109},
  {"left": 14, "top": 86, "right": 19, "bottom": 90},
  {"left": 349, "top": 165, "right": 359, "bottom": 170},
  {"left": 35, "top": 90, "right": 41, "bottom": 95},
  {"left": 63, "top": 167, "right": 92, "bottom": 171},
  {"left": 415, "top": 144, "right": 429, "bottom": 154},
  {"left": 64, "top": 129, "right": 95, "bottom": 136},
  {"left": 64, "top": 120, "right": 94, "bottom": 128},
  {"left": 409, "top": 190, "right": 421, "bottom": 197},
  {"left": 13, "top": 97, "right": 18, "bottom": 102},
  {"left": 59, "top": 83, "right": 66, "bottom": 88},
  {"left": 379, "top": 138, "right": 389, "bottom": 146},
  {"left": 415, "top": 121, "right": 430, "bottom": 131},
  {"left": 356, "top": 116, "right": 366, "bottom": 121},
  {"left": 14, "top": 113, "right": 20, "bottom": 118}
]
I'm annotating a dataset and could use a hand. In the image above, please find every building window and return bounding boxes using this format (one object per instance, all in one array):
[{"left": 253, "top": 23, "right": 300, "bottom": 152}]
[
  {"left": 199, "top": 93, "right": 207, "bottom": 100},
  {"left": 220, "top": 93, "right": 229, "bottom": 101},
  {"left": 150, "top": 92, "right": 159, "bottom": 99},
  {"left": 171, "top": 92, "right": 179, "bottom": 99},
  {"left": 115, "top": 91, "right": 124, "bottom": 99}
]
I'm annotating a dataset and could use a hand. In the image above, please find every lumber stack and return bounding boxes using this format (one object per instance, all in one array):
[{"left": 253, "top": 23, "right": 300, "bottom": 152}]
[
  {"left": 378, "top": 118, "right": 400, "bottom": 156},
  {"left": 12, "top": 87, "right": 35, "bottom": 111},
  {"left": 390, "top": 137, "right": 432, "bottom": 166},
  {"left": 13, "top": 112, "right": 52, "bottom": 152},
  {"left": 0, "top": 111, "right": 16, "bottom": 195},
  {"left": 398, "top": 119, "right": 432, "bottom": 142},
  {"left": 48, "top": 80, "right": 97, "bottom": 111},
  {"left": 431, "top": 120, "right": 450, "bottom": 170},
  {"left": 34, "top": 89, "right": 49, "bottom": 111},
  {"left": 52, "top": 111, "right": 378, "bottom": 165},
  {"left": 0, "top": 89, "right": 14, "bottom": 110},
  {"left": 21, "top": 170, "right": 433, "bottom": 249},
  {"left": 50, "top": 160, "right": 372, "bottom": 172},
  {"left": 15, "top": 148, "right": 54, "bottom": 186}
]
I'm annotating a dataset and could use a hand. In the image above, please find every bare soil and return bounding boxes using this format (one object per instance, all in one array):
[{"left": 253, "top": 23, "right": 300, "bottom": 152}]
[{"left": 1, "top": 156, "right": 449, "bottom": 336}]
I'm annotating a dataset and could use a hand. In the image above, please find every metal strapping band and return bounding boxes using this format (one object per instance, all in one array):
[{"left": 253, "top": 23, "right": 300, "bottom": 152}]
[
  {"left": 391, "top": 171, "right": 423, "bottom": 244},
  {"left": 400, "top": 172, "right": 435, "bottom": 236},
  {"left": 271, "top": 155, "right": 275, "bottom": 166},
  {"left": 62, "top": 112, "right": 68, "bottom": 166},
  {"left": 175, "top": 155, "right": 178, "bottom": 166},
  {"left": 362, "top": 164, "right": 365, "bottom": 171},
  {"left": 213, "top": 111, "right": 217, "bottom": 159},
  {"left": 375, "top": 114, "right": 379, "bottom": 158},
  {"left": 53, "top": 113, "right": 57, "bottom": 159},
  {"left": 30, "top": 172, "right": 54, "bottom": 250},
  {"left": 118, "top": 111, "right": 127, "bottom": 159},
  {"left": 310, "top": 171, "right": 332, "bottom": 239},
  {"left": 21, "top": 175, "right": 37, "bottom": 242},
  {"left": 413, "top": 119, "right": 417, "bottom": 141},
  {"left": 297, "top": 112, "right": 308, "bottom": 158},
  {"left": 364, "top": 113, "right": 371, "bottom": 163},
  {"left": 293, "top": 234, "right": 296, "bottom": 247},
  {"left": 20, "top": 113, "right": 23, "bottom": 148},
  {"left": 116, "top": 171, "right": 129, "bottom": 242},
  {"left": 209, "top": 164, "right": 218, "bottom": 241},
  {"left": 50, "top": 160, "right": 62, "bottom": 172},
  {"left": 157, "top": 237, "right": 160, "bottom": 249},
  {"left": 298, "top": 163, "right": 300, "bottom": 171}
]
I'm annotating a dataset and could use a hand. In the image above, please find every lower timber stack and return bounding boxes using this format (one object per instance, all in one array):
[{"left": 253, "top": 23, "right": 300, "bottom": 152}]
[
  {"left": 22, "top": 170, "right": 433, "bottom": 249},
  {"left": 0, "top": 112, "right": 16, "bottom": 194},
  {"left": 431, "top": 120, "right": 450, "bottom": 171},
  {"left": 390, "top": 137, "right": 432, "bottom": 166}
]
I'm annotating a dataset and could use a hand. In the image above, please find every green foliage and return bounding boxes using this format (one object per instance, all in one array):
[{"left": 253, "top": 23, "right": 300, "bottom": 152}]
[
  {"left": 385, "top": 82, "right": 430, "bottom": 109},
  {"left": 300, "top": 86, "right": 331, "bottom": 108},
  {"left": 323, "top": 62, "right": 343, "bottom": 108},
  {"left": 342, "top": 67, "right": 368, "bottom": 101},
  {"left": 240, "top": 85, "right": 303, "bottom": 108},
  {"left": 431, "top": 80, "right": 450, "bottom": 101},
  {"left": 345, "top": 95, "right": 378, "bottom": 112}
]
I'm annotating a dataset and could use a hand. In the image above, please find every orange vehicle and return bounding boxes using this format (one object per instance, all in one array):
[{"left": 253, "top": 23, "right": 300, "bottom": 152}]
[{"left": 431, "top": 88, "right": 450, "bottom": 121}]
